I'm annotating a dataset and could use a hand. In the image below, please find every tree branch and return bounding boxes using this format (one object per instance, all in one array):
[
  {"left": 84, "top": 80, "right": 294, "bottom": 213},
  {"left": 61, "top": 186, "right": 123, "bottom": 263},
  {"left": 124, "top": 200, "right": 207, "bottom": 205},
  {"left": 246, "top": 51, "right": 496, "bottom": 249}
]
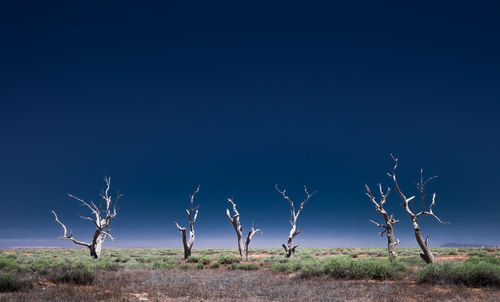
[{"left": 51, "top": 210, "right": 90, "bottom": 247}]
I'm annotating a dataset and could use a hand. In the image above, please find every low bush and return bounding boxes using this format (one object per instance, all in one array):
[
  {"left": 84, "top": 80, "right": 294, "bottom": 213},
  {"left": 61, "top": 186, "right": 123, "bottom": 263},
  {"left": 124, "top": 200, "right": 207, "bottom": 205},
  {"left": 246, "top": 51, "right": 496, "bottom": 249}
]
[
  {"left": 398, "top": 256, "right": 426, "bottom": 267},
  {"left": 230, "top": 263, "right": 259, "bottom": 271},
  {"left": 271, "top": 256, "right": 406, "bottom": 280},
  {"left": 47, "top": 263, "right": 94, "bottom": 285},
  {"left": 417, "top": 258, "right": 500, "bottom": 287},
  {"left": 217, "top": 254, "right": 239, "bottom": 265},
  {"left": 187, "top": 255, "right": 211, "bottom": 265},
  {"left": 94, "top": 258, "right": 122, "bottom": 271},
  {"left": 0, "top": 258, "right": 18, "bottom": 271},
  {"left": 151, "top": 261, "right": 175, "bottom": 270},
  {"left": 466, "top": 255, "right": 500, "bottom": 265},
  {"left": 30, "top": 258, "right": 54, "bottom": 275},
  {"left": 467, "top": 249, "right": 489, "bottom": 257},
  {"left": 0, "top": 273, "right": 30, "bottom": 292}
]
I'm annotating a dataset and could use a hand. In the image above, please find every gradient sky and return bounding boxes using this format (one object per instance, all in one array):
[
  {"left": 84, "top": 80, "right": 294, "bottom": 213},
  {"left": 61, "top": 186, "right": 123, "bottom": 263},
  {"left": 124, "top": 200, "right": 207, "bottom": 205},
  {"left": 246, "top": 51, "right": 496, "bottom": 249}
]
[{"left": 1, "top": 1, "right": 499, "bottom": 249}]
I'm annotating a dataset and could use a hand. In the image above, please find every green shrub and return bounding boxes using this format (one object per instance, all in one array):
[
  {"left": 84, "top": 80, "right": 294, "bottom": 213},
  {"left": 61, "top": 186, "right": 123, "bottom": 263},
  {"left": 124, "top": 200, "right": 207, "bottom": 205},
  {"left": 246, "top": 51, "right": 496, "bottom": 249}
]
[
  {"left": 417, "top": 260, "right": 500, "bottom": 287},
  {"left": 340, "top": 257, "right": 404, "bottom": 280},
  {"left": 468, "top": 249, "right": 488, "bottom": 257},
  {"left": 0, "top": 258, "right": 18, "bottom": 271},
  {"left": 0, "top": 273, "right": 29, "bottom": 292},
  {"left": 30, "top": 258, "right": 55, "bottom": 275},
  {"left": 230, "top": 263, "right": 259, "bottom": 271},
  {"left": 398, "top": 256, "right": 426, "bottom": 267},
  {"left": 94, "top": 258, "right": 122, "bottom": 271},
  {"left": 270, "top": 258, "right": 303, "bottom": 273},
  {"left": 466, "top": 255, "right": 500, "bottom": 266},
  {"left": 152, "top": 261, "right": 175, "bottom": 270},
  {"left": 48, "top": 263, "right": 94, "bottom": 285},
  {"left": 187, "top": 255, "right": 211, "bottom": 265},
  {"left": 217, "top": 254, "right": 239, "bottom": 265},
  {"left": 271, "top": 256, "right": 405, "bottom": 280}
]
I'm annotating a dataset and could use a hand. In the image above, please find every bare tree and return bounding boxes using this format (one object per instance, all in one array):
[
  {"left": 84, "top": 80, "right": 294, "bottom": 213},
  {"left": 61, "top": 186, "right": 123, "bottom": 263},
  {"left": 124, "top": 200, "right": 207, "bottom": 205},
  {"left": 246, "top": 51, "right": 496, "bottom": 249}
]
[
  {"left": 275, "top": 185, "right": 316, "bottom": 258},
  {"left": 174, "top": 185, "right": 200, "bottom": 259},
  {"left": 226, "top": 198, "right": 261, "bottom": 260},
  {"left": 365, "top": 184, "right": 400, "bottom": 257},
  {"left": 51, "top": 177, "right": 120, "bottom": 259},
  {"left": 387, "top": 154, "right": 449, "bottom": 264}
]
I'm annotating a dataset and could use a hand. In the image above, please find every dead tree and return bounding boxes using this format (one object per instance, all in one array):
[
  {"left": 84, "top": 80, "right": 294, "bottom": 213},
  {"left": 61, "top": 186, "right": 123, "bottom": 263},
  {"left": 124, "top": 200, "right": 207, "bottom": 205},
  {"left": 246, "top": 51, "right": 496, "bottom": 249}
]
[
  {"left": 275, "top": 185, "right": 316, "bottom": 258},
  {"left": 174, "top": 185, "right": 200, "bottom": 259},
  {"left": 51, "top": 177, "right": 120, "bottom": 259},
  {"left": 387, "top": 154, "right": 449, "bottom": 264},
  {"left": 365, "top": 184, "right": 400, "bottom": 257},
  {"left": 226, "top": 198, "right": 261, "bottom": 260}
]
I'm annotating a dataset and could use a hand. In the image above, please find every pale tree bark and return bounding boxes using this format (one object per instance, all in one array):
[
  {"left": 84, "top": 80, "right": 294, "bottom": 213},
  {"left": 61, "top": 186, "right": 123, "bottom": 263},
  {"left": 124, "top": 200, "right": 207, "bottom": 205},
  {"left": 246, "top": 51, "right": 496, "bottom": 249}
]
[
  {"left": 226, "top": 198, "right": 261, "bottom": 260},
  {"left": 52, "top": 177, "right": 120, "bottom": 259},
  {"left": 365, "top": 184, "right": 400, "bottom": 257},
  {"left": 174, "top": 185, "right": 200, "bottom": 259},
  {"left": 275, "top": 185, "right": 316, "bottom": 258},
  {"left": 387, "top": 154, "right": 449, "bottom": 264}
]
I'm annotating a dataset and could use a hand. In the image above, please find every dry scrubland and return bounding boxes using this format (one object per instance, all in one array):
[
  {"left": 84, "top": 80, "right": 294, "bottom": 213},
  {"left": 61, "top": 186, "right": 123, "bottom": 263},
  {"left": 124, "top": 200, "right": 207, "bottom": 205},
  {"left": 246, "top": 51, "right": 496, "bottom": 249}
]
[{"left": 1, "top": 247, "right": 500, "bottom": 301}]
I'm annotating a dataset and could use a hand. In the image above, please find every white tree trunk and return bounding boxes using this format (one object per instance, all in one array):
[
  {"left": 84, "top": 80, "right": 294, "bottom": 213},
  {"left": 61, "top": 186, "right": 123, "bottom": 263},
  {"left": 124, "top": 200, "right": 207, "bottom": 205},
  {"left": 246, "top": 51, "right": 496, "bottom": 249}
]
[
  {"left": 276, "top": 185, "right": 316, "bottom": 258},
  {"left": 388, "top": 155, "right": 449, "bottom": 264},
  {"left": 366, "top": 184, "right": 400, "bottom": 257},
  {"left": 226, "top": 198, "right": 261, "bottom": 260},
  {"left": 90, "top": 234, "right": 103, "bottom": 259},
  {"left": 175, "top": 186, "right": 200, "bottom": 259}
]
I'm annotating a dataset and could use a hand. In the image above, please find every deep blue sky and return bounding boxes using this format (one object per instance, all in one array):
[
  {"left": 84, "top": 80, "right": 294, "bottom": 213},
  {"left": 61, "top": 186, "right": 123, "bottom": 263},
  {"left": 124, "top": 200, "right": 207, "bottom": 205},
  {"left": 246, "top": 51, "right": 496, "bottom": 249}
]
[{"left": 1, "top": 1, "right": 499, "bottom": 248}]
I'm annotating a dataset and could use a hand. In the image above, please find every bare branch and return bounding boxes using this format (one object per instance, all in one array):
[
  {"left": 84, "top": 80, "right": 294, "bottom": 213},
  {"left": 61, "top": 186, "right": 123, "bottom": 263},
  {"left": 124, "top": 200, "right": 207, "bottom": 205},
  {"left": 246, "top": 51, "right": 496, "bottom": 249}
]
[
  {"left": 192, "top": 209, "right": 199, "bottom": 225},
  {"left": 100, "top": 231, "right": 114, "bottom": 241},
  {"left": 226, "top": 208, "right": 233, "bottom": 223},
  {"left": 174, "top": 221, "right": 186, "bottom": 231},
  {"left": 246, "top": 226, "right": 262, "bottom": 243},
  {"left": 275, "top": 184, "right": 295, "bottom": 214},
  {"left": 415, "top": 192, "right": 450, "bottom": 224},
  {"left": 78, "top": 215, "right": 98, "bottom": 227},
  {"left": 67, "top": 194, "right": 99, "bottom": 219},
  {"left": 415, "top": 169, "right": 438, "bottom": 212},
  {"left": 226, "top": 198, "right": 239, "bottom": 218},
  {"left": 189, "top": 185, "right": 200, "bottom": 209},
  {"left": 297, "top": 186, "right": 317, "bottom": 217},
  {"left": 369, "top": 219, "right": 383, "bottom": 227},
  {"left": 51, "top": 210, "right": 90, "bottom": 247},
  {"left": 365, "top": 184, "right": 379, "bottom": 208}
]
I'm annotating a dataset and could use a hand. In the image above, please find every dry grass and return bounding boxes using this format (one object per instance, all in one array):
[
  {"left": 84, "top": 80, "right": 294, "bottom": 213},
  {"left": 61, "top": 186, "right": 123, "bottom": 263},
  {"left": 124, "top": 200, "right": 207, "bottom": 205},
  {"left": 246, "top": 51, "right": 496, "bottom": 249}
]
[{"left": 1, "top": 269, "right": 499, "bottom": 302}]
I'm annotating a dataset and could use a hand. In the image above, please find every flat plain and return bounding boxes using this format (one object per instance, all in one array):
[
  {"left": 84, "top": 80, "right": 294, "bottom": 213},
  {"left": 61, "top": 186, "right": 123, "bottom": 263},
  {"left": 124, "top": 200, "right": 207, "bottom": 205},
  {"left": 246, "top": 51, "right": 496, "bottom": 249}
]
[{"left": 1, "top": 247, "right": 499, "bottom": 301}]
